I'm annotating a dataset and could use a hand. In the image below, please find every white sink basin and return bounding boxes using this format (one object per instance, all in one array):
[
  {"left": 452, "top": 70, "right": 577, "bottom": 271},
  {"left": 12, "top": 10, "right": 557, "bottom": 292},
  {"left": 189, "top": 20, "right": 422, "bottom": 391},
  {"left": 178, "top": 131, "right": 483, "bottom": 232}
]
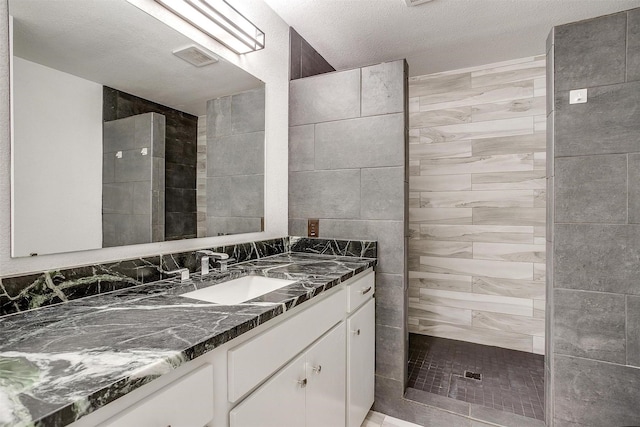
[{"left": 181, "top": 275, "right": 297, "bottom": 305}]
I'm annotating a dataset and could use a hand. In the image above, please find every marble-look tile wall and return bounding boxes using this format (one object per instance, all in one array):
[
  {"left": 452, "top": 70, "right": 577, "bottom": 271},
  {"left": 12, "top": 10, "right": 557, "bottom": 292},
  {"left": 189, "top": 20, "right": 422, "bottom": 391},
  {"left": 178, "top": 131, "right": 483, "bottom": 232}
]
[
  {"left": 408, "top": 56, "right": 546, "bottom": 354},
  {"left": 206, "top": 87, "right": 265, "bottom": 236},
  {"left": 549, "top": 8, "right": 640, "bottom": 427},
  {"left": 288, "top": 60, "right": 409, "bottom": 420}
]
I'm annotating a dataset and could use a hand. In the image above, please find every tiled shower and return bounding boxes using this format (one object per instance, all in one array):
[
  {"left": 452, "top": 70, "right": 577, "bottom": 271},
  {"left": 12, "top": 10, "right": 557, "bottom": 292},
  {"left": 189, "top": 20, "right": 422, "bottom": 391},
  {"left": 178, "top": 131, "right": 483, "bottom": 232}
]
[{"left": 406, "top": 55, "right": 547, "bottom": 423}]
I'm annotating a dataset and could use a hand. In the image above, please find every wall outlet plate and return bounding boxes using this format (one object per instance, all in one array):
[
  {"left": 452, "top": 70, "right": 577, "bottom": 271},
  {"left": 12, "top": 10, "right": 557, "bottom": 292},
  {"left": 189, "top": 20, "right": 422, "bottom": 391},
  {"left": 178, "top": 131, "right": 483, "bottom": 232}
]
[
  {"left": 308, "top": 219, "right": 319, "bottom": 237},
  {"left": 569, "top": 88, "right": 587, "bottom": 104}
]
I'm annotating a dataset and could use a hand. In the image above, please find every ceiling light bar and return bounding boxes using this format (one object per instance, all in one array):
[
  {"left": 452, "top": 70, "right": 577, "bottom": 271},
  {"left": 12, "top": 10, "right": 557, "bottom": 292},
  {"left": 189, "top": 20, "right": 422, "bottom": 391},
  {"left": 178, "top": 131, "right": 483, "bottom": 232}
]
[{"left": 154, "top": 0, "right": 265, "bottom": 54}]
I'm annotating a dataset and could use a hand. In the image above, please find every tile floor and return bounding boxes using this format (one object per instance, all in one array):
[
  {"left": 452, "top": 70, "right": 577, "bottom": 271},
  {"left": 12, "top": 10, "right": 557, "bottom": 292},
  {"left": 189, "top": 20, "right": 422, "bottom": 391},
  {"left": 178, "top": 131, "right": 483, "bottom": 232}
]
[
  {"left": 360, "top": 410, "right": 421, "bottom": 427},
  {"left": 407, "top": 334, "right": 545, "bottom": 421}
]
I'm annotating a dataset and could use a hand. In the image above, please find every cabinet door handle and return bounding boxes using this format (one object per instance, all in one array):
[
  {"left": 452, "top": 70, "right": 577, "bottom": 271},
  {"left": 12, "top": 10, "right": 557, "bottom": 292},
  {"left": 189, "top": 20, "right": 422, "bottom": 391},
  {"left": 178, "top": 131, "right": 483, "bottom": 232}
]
[
  {"left": 312, "top": 365, "right": 322, "bottom": 374},
  {"left": 298, "top": 378, "right": 307, "bottom": 388},
  {"left": 352, "top": 329, "right": 361, "bottom": 335},
  {"left": 361, "top": 286, "right": 372, "bottom": 295}
]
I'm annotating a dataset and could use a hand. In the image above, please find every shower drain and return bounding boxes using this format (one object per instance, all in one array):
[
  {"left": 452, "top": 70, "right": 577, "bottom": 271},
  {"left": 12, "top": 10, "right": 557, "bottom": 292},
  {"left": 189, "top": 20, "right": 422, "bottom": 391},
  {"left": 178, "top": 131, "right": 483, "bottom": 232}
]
[{"left": 463, "top": 370, "right": 482, "bottom": 381}]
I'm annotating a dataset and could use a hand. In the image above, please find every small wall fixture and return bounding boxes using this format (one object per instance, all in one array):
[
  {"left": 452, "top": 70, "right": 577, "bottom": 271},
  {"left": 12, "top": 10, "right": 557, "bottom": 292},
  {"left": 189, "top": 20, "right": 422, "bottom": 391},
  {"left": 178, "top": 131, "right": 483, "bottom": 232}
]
[{"left": 154, "top": 0, "right": 265, "bottom": 54}]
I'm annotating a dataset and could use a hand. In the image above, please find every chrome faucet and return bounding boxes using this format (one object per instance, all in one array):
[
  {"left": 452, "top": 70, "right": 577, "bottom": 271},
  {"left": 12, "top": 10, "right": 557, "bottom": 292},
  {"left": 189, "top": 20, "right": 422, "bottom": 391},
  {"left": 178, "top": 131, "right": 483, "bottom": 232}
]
[
  {"left": 197, "top": 250, "right": 215, "bottom": 275},
  {"left": 165, "top": 267, "right": 189, "bottom": 282},
  {"left": 212, "top": 252, "right": 231, "bottom": 272},
  {"left": 197, "top": 250, "right": 230, "bottom": 275}
]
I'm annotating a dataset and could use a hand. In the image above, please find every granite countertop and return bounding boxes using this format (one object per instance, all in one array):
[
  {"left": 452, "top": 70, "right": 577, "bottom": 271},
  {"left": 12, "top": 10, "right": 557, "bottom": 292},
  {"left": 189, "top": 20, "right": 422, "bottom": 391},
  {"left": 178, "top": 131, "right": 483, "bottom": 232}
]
[{"left": 0, "top": 252, "right": 376, "bottom": 427}]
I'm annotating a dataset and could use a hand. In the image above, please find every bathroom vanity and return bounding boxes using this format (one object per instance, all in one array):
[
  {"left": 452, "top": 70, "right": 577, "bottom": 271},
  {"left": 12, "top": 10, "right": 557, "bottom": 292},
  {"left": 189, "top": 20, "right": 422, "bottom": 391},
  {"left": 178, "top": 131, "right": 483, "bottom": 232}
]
[{"left": 0, "top": 246, "right": 376, "bottom": 427}]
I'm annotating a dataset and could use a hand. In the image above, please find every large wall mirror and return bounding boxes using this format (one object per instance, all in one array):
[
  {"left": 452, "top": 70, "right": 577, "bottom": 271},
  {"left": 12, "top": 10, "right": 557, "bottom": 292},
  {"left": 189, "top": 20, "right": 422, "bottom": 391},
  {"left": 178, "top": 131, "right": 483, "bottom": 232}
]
[{"left": 9, "top": 0, "right": 266, "bottom": 258}]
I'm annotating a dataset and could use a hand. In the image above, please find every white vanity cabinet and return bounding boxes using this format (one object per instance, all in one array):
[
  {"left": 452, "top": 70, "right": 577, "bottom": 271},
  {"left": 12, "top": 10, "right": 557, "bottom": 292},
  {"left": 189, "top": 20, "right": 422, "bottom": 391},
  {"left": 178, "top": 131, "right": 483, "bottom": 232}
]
[
  {"left": 229, "top": 324, "right": 346, "bottom": 427},
  {"left": 67, "top": 268, "right": 375, "bottom": 427},
  {"left": 345, "top": 271, "right": 376, "bottom": 427}
]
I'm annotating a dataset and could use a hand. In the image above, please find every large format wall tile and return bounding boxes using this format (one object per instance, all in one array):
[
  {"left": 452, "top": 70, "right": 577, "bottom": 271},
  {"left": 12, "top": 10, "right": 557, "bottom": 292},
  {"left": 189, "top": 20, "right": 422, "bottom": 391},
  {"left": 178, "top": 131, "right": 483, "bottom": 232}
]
[
  {"left": 361, "top": 167, "right": 405, "bottom": 220},
  {"left": 314, "top": 114, "right": 405, "bottom": 169},
  {"left": 627, "top": 295, "right": 640, "bottom": 367},
  {"left": 288, "top": 125, "right": 315, "bottom": 172},
  {"left": 419, "top": 80, "right": 533, "bottom": 112},
  {"left": 421, "top": 190, "right": 534, "bottom": 208},
  {"left": 420, "top": 153, "right": 533, "bottom": 175},
  {"left": 420, "top": 225, "right": 534, "bottom": 244},
  {"left": 409, "top": 271, "right": 472, "bottom": 293},
  {"left": 289, "top": 69, "right": 360, "bottom": 125},
  {"left": 409, "top": 208, "right": 473, "bottom": 225},
  {"left": 555, "top": 81, "right": 640, "bottom": 156},
  {"left": 410, "top": 240, "right": 472, "bottom": 259},
  {"left": 554, "top": 355, "right": 640, "bottom": 427},
  {"left": 554, "top": 12, "right": 626, "bottom": 91},
  {"left": 207, "top": 132, "right": 265, "bottom": 176},
  {"left": 288, "top": 169, "right": 361, "bottom": 219},
  {"left": 410, "top": 108, "right": 471, "bottom": 127},
  {"left": 410, "top": 174, "right": 471, "bottom": 192},
  {"left": 420, "top": 256, "right": 533, "bottom": 280},
  {"left": 471, "top": 170, "right": 545, "bottom": 190},
  {"left": 627, "top": 9, "right": 640, "bottom": 82},
  {"left": 473, "top": 243, "right": 545, "bottom": 263},
  {"left": 207, "top": 175, "right": 263, "bottom": 217},
  {"left": 361, "top": 61, "right": 405, "bottom": 117},
  {"left": 424, "top": 116, "right": 533, "bottom": 143},
  {"left": 413, "top": 320, "right": 533, "bottom": 353},
  {"left": 471, "top": 59, "right": 546, "bottom": 88},
  {"left": 554, "top": 224, "right": 640, "bottom": 295},
  {"left": 555, "top": 154, "right": 627, "bottom": 223},
  {"left": 230, "top": 87, "right": 265, "bottom": 134},
  {"left": 375, "top": 273, "right": 404, "bottom": 329},
  {"left": 409, "top": 72, "right": 471, "bottom": 98},
  {"left": 473, "top": 277, "right": 545, "bottom": 299},
  {"left": 472, "top": 208, "right": 545, "bottom": 226},
  {"left": 319, "top": 219, "right": 405, "bottom": 275},
  {"left": 627, "top": 153, "right": 640, "bottom": 224},
  {"left": 471, "top": 132, "right": 545, "bottom": 156},
  {"left": 472, "top": 311, "right": 544, "bottom": 337},
  {"left": 554, "top": 289, "right": 626, "bottom": 364}
]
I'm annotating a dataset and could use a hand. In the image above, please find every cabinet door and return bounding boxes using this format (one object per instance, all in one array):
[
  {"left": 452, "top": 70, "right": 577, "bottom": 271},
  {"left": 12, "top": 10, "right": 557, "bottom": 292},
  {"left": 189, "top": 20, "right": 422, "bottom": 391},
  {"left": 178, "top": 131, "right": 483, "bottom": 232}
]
[
  {"left": 100, "top": 364, "right": 214, "bottom": 427},
  {"left": 305, "top": 323, "right": 346, "bottom": 427},
  {"left": 347, "top": 299, "right": 375, "bottom": 427},
  {"left": 229, "top": 352, "right": 306, "bottom": 427}
]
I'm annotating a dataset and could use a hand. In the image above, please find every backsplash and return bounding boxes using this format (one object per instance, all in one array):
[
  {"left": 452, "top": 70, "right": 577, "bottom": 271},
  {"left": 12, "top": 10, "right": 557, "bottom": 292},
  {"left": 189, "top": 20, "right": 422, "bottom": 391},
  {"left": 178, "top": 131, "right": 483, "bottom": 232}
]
[{"left": 0, "top": 237, "right": 376, "bottom": 318}]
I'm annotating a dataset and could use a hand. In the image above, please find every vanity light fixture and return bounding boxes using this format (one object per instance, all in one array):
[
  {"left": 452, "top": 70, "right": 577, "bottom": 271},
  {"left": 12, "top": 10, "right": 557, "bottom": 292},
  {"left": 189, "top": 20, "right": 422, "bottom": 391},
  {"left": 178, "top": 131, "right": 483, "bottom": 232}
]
[{"left": 154, "top": 0, "right": 265, "bottom": 54}]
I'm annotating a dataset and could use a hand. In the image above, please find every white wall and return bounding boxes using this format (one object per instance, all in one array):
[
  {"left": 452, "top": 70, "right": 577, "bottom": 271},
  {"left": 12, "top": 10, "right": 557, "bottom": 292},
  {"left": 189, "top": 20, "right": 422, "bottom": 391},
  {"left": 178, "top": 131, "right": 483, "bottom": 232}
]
[
  {"left": 12, "top": 57, "right": 103, "bottom": 257},
  {"left": 0, "top": 0, "right": 290, "bottom": 275}
]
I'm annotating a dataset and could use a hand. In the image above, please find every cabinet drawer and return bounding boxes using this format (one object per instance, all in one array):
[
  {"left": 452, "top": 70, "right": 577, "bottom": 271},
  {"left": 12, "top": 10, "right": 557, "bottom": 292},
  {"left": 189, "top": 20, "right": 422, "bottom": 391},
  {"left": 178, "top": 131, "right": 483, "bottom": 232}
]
[
  {"left": 100, "top": 364, "right": 213, "bottom": 427},
  {"left": 347, "top": 270, "right": 374, "bottom": 313},
  {"left": 228, "top": 287, "right": 345, "bottom": 402}
]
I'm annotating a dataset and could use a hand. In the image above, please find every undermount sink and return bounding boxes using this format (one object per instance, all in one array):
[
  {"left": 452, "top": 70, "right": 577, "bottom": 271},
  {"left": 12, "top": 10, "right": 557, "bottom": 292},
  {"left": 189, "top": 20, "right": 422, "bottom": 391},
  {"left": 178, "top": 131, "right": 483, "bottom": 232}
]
[{"left": 180, "top": 275, "right": 297, "bottom": 305}]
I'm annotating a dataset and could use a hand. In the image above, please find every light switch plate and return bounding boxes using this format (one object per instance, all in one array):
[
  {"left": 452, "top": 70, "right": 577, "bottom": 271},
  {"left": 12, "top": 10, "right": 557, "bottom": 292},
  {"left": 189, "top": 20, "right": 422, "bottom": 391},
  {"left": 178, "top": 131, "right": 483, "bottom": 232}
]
[{"left": 569, "top": 89, "right": 587, "bottom": 104}]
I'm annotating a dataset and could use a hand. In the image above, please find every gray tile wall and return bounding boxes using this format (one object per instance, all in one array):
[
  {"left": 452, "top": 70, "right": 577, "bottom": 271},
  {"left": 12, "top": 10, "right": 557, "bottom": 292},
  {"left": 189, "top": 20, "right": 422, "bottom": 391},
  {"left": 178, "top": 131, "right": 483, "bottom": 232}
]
[
  {"left": 550, "top": 8, "right": 640, "bottom": 426},
  {"left": 206, "top": 87, "right": 265, "bottom": 237},
  {"left": 103, "top": 113, "right": 165, "bottom": 247},
  {"left": 288, "top": 60, "right": 410, "bottom": 417},
  {"left": 289, "top": 27, "right": 335, "bottom": 80}
]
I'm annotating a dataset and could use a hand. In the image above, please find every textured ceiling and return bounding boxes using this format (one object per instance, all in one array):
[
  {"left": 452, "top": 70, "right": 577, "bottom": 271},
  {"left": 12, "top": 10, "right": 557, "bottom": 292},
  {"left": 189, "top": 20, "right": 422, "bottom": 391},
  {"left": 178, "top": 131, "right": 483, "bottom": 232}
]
[{"left": 263, "top": 0, "right": 640, "bottom": 76}]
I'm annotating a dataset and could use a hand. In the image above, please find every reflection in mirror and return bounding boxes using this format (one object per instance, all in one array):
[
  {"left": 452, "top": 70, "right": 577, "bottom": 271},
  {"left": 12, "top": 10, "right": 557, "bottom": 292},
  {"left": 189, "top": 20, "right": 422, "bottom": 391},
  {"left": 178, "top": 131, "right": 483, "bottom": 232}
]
[{"left": 9, "top": 0, "right": 265, "bottom": 257}]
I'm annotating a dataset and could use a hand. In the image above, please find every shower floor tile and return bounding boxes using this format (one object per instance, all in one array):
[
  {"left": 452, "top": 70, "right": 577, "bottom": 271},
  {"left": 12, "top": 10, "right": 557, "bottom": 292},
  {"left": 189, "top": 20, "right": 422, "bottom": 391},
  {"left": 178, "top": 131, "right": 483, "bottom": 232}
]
[{"left": 407, "top": 334, "right": 545, "bottom": 421}]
